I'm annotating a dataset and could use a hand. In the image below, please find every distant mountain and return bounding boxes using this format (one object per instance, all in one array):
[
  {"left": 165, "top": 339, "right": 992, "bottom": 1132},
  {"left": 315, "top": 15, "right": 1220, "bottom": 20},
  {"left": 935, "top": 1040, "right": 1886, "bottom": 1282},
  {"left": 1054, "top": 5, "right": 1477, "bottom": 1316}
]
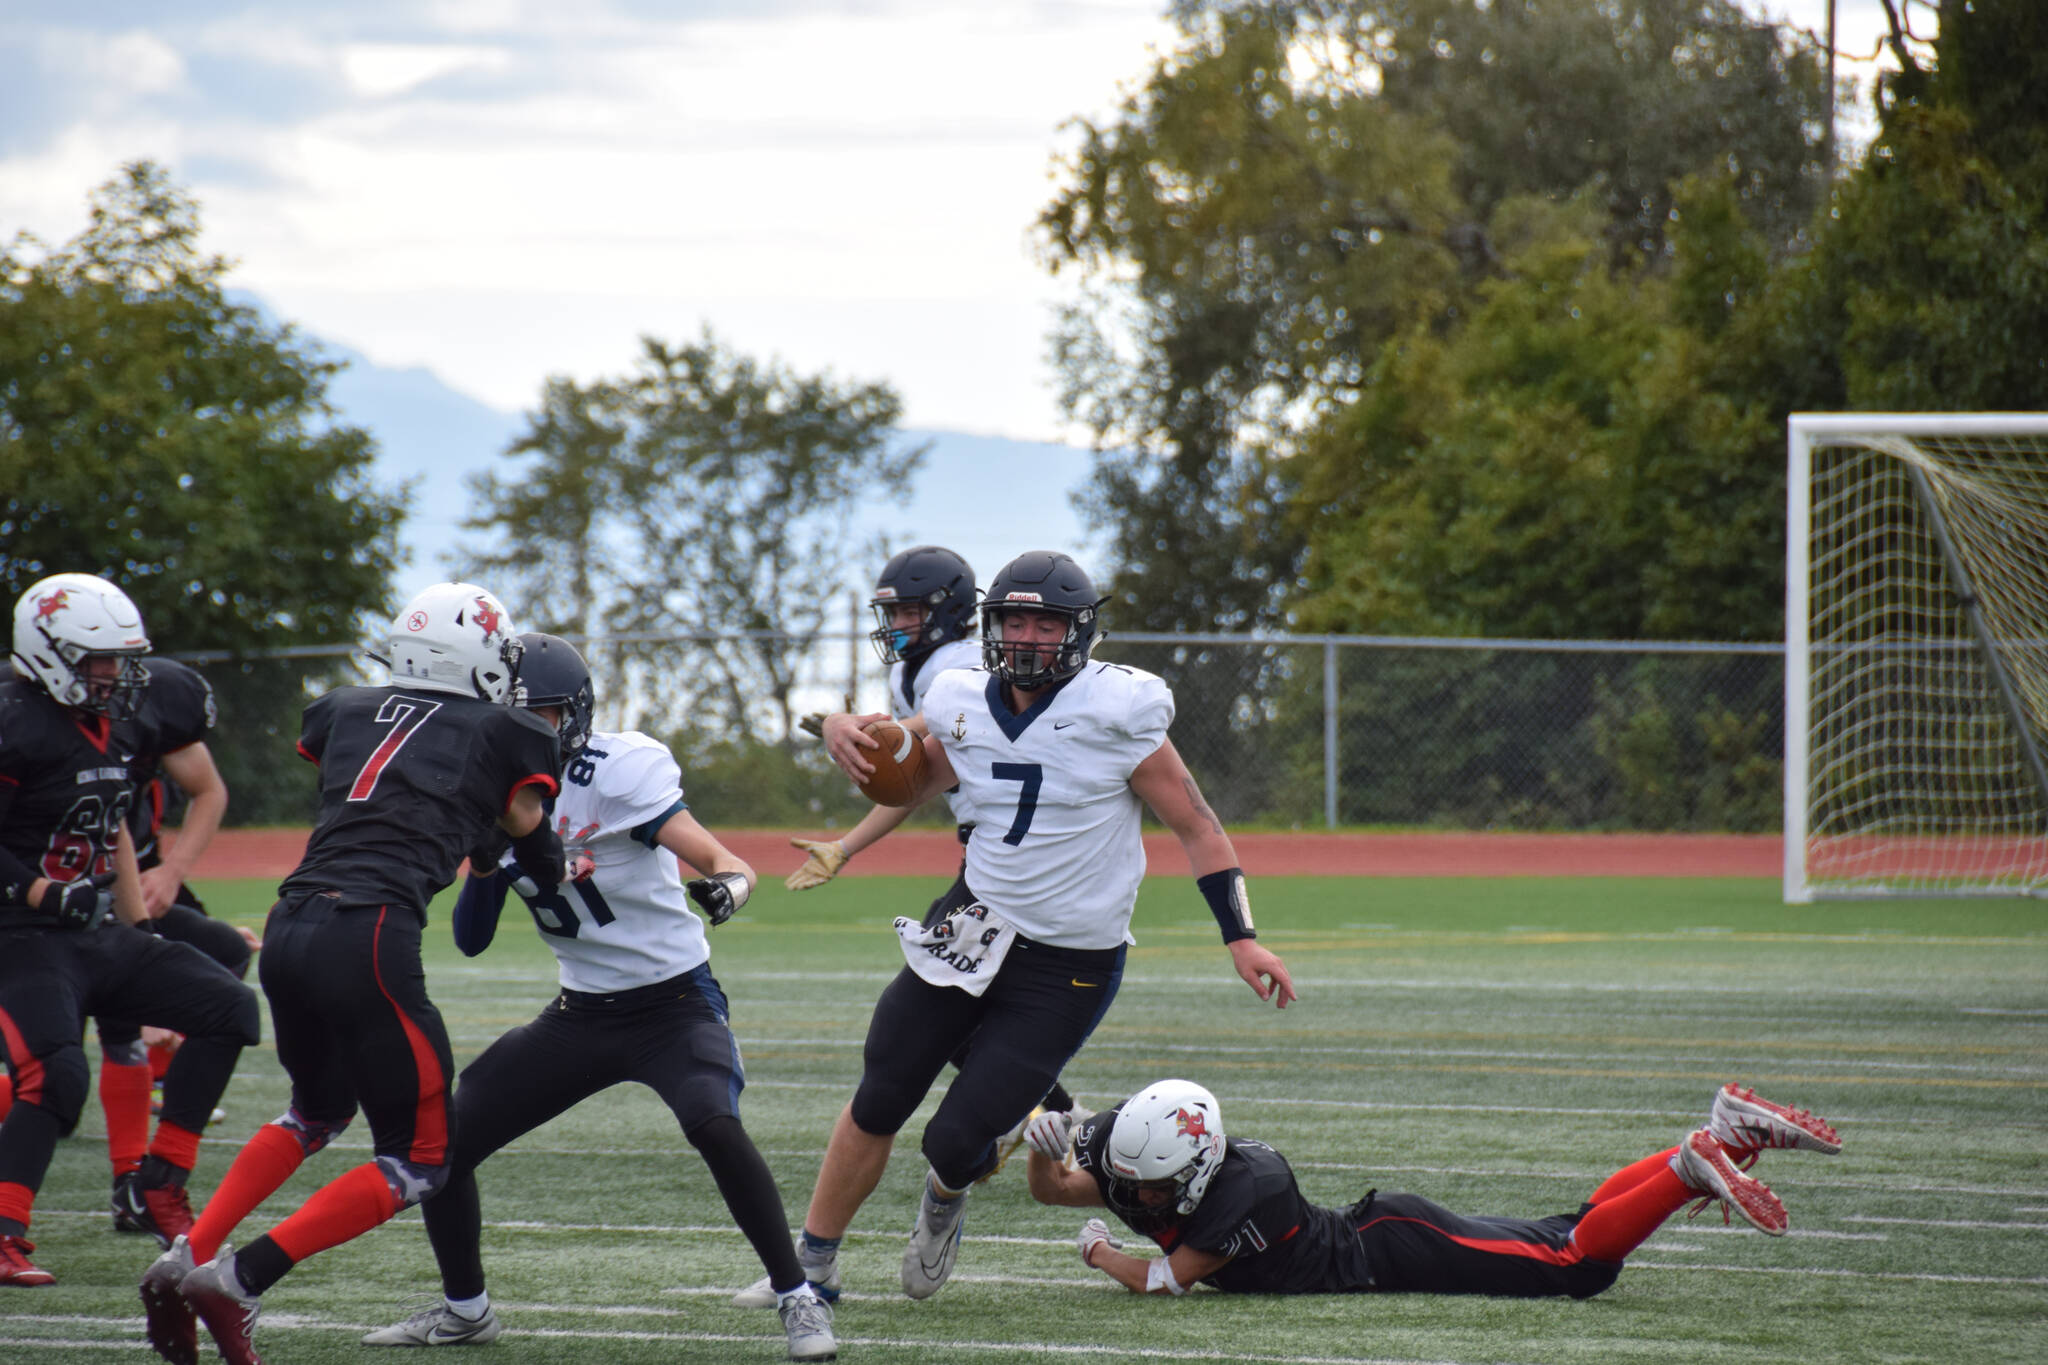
[{"left": 309, "top": 338, "right": 1103, "bottom": 600}]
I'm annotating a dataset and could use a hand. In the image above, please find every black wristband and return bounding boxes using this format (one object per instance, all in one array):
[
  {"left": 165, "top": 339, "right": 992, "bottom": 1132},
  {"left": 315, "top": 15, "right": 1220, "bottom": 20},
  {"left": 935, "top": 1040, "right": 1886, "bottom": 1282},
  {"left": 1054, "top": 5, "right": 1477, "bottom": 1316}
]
[{"left": 1198, "top": 867, "right": 1255, "bottom": 943}]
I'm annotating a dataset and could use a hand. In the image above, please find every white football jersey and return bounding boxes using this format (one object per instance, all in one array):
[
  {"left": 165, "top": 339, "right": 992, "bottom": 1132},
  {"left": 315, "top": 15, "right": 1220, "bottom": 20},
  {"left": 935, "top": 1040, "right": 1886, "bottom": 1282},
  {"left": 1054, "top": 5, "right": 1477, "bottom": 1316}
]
[
  {"left": 887, "top": 638, "right": 982, "bottom": 718},
  {"left": 889, "top": 638, "right": 981, "bottom": 819},
  {"left": 494, "top": 729, "right": 710, "bottom": 993},
  {"left": 921, "top": 661, "right": 1175, "bottom": 949}
]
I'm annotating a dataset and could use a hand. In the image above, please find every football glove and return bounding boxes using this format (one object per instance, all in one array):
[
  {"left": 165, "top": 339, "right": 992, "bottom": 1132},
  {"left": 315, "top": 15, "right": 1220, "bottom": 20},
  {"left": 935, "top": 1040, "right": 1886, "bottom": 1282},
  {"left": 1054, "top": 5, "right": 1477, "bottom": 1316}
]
[
  {"left": 509, "top": 822, "right": 567, "bottom": 890},
  {"left": 1023, "top": 1109, "right": 1077, "bottom": 1161},
  {"left": 39, "top": 878, "right": 104, "bottom": 931},
  {"left": 1077, "top": 1218, "right": 1120, "bottom": 1267},
  {"left": 686, "top": 871, "right": 751, "bottom": 927},
  {"left": 784, "top": 838, "right": 848, "bottom": 890}
]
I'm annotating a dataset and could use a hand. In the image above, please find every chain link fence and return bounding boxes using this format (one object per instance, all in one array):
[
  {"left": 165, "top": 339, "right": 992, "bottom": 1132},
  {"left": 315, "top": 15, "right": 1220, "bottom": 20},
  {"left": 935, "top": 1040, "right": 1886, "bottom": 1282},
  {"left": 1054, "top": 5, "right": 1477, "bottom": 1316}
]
[{"left": 168, "top": 633, "right": 1785, "bottom": 833}]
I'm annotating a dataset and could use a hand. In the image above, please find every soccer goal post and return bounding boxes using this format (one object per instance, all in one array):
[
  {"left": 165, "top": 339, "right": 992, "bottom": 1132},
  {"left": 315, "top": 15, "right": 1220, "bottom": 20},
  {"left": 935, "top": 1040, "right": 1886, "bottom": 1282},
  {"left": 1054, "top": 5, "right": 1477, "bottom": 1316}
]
[{"left": 1785, "top": 414, "right": 2048, "bottom": 901}]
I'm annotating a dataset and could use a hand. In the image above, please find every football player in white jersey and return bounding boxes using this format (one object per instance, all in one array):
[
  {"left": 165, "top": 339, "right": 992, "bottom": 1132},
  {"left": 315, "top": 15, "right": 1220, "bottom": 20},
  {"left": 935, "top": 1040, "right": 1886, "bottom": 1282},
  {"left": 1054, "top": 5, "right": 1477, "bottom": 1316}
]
[
  {"left": 764, "top": 551, "right": 1296, "bottom": 1307},
  {"left": 362, "top": 636, "right": 835, "bottom": 1363},
  {"left": 783, "top": 544, "right": 983, "bottom": 891}
]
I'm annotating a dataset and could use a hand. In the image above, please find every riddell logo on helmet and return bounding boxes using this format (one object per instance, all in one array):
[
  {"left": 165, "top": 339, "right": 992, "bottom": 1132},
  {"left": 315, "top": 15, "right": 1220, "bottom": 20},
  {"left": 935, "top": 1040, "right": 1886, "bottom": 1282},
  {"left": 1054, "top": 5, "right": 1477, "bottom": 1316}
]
[
  {"left": 873, "top": 587, "right": 897, "bottom": 599},
  {"left": 35, "top": 588, "right": 70, "bottom": 619},
  {"left": 471, "top": 597, "right": 504, "bottom": 642},
  {"left": 406, "top": 610, "right": 429, "bottom": 632},
  {"left": 1175, "top": 1106, "right": 1208, "bottom": 1138},
  {"left": 1004, "top": 592, "right": 1044, "bottom": 603}
]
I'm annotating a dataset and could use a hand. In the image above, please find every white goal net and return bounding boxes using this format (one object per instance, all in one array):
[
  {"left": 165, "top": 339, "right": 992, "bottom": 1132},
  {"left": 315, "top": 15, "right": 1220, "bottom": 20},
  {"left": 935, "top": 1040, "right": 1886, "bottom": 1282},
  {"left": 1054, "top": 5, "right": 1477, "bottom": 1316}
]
[{"left": 1786, "top": 414, "right": 2048, "bottom": 901}]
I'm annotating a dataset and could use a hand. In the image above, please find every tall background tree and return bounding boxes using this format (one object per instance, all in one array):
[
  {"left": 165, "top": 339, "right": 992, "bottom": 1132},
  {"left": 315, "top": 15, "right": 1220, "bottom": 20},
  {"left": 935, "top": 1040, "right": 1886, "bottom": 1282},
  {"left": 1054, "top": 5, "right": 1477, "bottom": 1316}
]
[
  {"left": 460, "top": 330, "right": 921, "bottom": 751},
  {"left": 0, "top": 161, "right": 403, "bottom": 821}
]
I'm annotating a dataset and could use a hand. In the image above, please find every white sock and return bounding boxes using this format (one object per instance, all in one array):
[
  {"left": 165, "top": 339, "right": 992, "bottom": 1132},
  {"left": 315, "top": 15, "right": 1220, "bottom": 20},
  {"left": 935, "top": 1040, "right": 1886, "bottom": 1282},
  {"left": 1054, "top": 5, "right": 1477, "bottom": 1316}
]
[{"left": 446, "top": 1292, "right": 490, "bottom": 1321}]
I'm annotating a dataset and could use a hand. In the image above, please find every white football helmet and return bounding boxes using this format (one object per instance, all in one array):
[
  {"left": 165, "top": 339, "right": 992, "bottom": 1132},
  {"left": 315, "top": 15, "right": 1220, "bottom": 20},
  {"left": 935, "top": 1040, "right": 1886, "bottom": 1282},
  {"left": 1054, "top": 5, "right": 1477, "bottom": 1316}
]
[
  {"left": 1105, "top": 1079, "right": 1226, "bottom": 1217},
  {"left": 10, "top": 573, "right": 152, "bottom": 718},
  {"left": 384, "top": 582, "right": 522, "bottom": 702}
]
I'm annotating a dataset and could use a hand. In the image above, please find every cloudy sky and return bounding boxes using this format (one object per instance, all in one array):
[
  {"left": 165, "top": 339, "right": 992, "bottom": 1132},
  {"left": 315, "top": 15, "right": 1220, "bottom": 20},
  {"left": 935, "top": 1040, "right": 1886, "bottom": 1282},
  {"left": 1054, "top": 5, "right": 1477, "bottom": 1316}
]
[{"left": 0, "top": 1, "right": 1909, "bottom": 444}]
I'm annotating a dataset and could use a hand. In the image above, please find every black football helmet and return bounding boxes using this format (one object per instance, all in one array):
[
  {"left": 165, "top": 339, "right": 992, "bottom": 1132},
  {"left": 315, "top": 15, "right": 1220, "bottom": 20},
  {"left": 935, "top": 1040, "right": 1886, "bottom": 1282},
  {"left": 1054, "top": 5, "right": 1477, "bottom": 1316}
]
[
  {"left": 514, "top": 633, "right": 595, "bottom": 757},
  {"left": 868, "top": 545, "right": 977, "bottom": 664},
  {"left": 979, "top": 550, "right": 1107, "bottom": 687}
]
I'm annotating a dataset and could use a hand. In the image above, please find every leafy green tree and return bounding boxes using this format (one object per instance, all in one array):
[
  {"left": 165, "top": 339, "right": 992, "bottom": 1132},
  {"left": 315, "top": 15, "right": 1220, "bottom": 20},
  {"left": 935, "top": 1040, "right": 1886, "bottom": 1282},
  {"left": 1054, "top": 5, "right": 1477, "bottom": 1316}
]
[
  {"left": 0, "top": 161, "right": 402, "bottom": 651},
  {"left": 461, "top": 330, "right": 919, "bottom": 745},
  {"left": 1, "top": 163, "right": 403, "bottom": 824}
]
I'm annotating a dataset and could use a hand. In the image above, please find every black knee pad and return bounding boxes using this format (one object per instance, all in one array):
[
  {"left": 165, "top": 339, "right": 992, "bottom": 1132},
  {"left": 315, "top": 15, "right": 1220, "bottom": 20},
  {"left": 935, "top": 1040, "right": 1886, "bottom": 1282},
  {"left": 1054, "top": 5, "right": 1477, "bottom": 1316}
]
[
  {"left": 848, "top": 1075, "right": 918, "bottom": 1139},
  {"left": 28, "top": 1044, "right": 91, "bottom": 1126},
  {"left": 375, "top": 1153, "right": 451, "bottom": 1210},
  {"left": 684, "top": 1112, "right": 746, "bottom": 1158}
]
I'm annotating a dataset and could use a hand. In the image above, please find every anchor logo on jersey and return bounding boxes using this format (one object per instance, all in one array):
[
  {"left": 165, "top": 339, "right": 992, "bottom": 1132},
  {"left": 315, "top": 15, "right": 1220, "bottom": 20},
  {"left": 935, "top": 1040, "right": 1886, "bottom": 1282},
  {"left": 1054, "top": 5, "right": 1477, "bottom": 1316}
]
[{"left": 951, "top": 712, "right": 967, "bottom": 740}]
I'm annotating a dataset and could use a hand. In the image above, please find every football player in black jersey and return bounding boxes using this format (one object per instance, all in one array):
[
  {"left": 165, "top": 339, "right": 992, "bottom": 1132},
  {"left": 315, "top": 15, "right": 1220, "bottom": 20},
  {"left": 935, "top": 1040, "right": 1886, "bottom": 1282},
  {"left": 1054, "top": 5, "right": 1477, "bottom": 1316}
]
[
  {"left": 141, "top": 582, "right": 566, "bottom": 1365},
  {"left": 0, "top": 575, "right": 263, "bottom": 1289},
  {"left": 98, "top": 657, "right": 263, "bottom": 1232},
  {"left": 1028, "top": 1078, "right": 1842, "bottom": 1299}
]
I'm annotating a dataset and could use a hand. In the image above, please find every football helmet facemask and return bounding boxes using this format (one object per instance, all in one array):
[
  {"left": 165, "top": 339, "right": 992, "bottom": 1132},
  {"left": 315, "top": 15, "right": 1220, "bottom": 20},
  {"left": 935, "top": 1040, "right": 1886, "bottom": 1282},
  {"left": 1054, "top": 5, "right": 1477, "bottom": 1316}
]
[
  {"left": 384, "top": 582, "right": 523, "bottom": 702},
  {"left": 1103, "top": 1079, "right": 1226, "bottom": 1219},
  {"left": 514, "top": 632, "right": 595, "bottom": 757},
  {"left": 868, "top": 544, "right": 977, "bottom": 664},
  {"left": 10, "top": 573, "right": 152, "bottom": 719},
  {"left": 980, "top": 550, "right": 1106, "bottom": 688}
]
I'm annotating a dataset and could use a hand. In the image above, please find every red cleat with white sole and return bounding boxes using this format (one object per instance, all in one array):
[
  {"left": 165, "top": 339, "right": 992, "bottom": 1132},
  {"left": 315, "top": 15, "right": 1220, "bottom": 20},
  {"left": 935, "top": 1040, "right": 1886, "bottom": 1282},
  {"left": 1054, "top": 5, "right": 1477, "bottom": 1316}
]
[{"left": 1674, "top": 1128, "right": 1789, "bottom": 1235}]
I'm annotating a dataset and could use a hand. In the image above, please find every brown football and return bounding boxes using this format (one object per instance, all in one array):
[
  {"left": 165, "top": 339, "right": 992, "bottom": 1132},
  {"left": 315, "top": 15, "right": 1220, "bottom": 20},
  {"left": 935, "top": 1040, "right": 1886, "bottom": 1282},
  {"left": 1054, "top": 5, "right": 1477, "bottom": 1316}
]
[{"left": 856, "top": 719, "right": 929, "bottom": 807}]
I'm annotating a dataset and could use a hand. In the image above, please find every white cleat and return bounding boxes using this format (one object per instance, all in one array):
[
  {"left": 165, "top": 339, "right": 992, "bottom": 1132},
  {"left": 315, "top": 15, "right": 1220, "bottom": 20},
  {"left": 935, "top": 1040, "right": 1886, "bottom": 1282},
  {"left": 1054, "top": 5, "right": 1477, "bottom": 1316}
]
[
  {"left": 779, "top": 1285, "right": 837, "bottom": 1361},
  {"left": 362, "top": 1299, "right": 503, "bottom": 1346},
  {"left": 1709, "top": 1083, "right": 1842, "bottom": 1156},
  {"left": 900, "top": 1180, "right": 968, "bottom": 1300}
]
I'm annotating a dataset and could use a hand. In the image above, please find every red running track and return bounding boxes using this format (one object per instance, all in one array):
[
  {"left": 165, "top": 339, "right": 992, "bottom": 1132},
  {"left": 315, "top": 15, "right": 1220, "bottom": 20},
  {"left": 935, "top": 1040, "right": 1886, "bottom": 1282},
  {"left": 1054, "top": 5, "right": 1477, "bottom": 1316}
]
[{"left": 187, "top": 829, "right": 1782, "bottom": 881}]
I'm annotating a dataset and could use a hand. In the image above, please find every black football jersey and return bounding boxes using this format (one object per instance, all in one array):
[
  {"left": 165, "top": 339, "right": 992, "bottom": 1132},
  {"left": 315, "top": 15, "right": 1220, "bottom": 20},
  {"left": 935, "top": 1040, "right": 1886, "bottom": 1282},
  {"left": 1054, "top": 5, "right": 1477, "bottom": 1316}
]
[
  {"left": 1076, "top": 1104, "right": 1374, "bottom": 1294},
  {"left": 125, "top": 658, "right": 220, "bottom": 860},
  {"left": 278, "top": 685, "right": 560, "bottom": 917},
  {"left": 0, "top": 676, "right": 147, "bottom": 887}
]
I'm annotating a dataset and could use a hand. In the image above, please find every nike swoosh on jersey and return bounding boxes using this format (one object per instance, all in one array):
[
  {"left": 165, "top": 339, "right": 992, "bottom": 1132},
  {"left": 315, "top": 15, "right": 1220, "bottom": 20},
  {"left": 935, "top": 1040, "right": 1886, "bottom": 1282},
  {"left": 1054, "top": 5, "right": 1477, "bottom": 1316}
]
[
  {"left": 1070, "top": 978, "right": 1100, "bottom": 988},
  {"left": 1053, "top": 721, "right": 1076, "bottom": 730}
]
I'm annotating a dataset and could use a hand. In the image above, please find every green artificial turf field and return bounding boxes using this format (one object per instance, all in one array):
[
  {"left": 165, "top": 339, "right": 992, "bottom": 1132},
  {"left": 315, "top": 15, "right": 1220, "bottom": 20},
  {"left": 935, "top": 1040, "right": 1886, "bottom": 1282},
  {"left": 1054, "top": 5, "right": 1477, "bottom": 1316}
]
[{"left": 10, "top": 875, "right": 2046, "bottom": 1363}]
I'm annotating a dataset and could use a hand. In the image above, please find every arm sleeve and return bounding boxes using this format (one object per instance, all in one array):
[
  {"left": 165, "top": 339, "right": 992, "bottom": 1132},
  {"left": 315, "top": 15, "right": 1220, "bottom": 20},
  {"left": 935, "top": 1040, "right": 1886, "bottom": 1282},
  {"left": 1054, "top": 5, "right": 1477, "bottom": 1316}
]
[
  {"left": 450, "top": 869, "right": 510, "bottom": 957},
  {"left": 296, "top": 693, "right": 332, "bottom": 765}
]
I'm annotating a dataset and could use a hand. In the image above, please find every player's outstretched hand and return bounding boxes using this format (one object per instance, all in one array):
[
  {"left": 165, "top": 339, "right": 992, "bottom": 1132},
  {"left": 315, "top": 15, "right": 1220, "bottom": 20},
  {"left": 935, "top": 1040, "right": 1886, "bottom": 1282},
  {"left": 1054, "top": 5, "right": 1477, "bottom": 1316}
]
[
  {"left": 1024, "top": 1109, "right": 1077, "bottom": 1160},
  {"left": 785, "top": 838, "right": 848, "bottom": 890},
  {"left": 686, "top": 871, "right": 752, "bottom": 927},
  {"left": 1228, "top": 938, "right": 1297, "bottom": 1009},
  {"left": 1076, "top": 1218, "right": 1120, "bottom": 1267},
  {"left": 822, "top": 711, "right": 892, "bottom": 780}
]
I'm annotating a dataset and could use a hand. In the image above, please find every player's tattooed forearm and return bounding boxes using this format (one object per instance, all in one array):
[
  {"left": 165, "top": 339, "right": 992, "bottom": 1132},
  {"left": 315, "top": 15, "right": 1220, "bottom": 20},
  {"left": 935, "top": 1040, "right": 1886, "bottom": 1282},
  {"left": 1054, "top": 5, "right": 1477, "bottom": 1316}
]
[{"left": 1183, "top": 776, "right": 1224, "bottom": 835}]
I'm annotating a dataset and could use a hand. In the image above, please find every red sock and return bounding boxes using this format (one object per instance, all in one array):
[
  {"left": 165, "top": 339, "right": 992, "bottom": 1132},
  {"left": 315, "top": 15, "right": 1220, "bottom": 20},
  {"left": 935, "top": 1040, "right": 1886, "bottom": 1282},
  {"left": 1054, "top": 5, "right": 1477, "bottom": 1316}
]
[
  {"left": 0, "top": 1180, "right": 34, "bottom": 1230},
  {"left": 148, "top": 1120, "right": 203, "bottom": 1174},
  {"left": 101, "top": 1060, "right": 154, "bottom": 1177},
  {"left": 0, "top": 1072, "right": 13, "bottom": 1119},
  {"left": 265, "top": 1163, "right": 402, "bottom": 1264},
  {"left": 189, "top": 1124, "right": 308, "bottom": 1263},
  {"left": 1587, "top": 1146, "right": 1681, "bottom": 1204},
  {"left": 148, "top": 1039, "right": 177, "bottom": 1082},
  {"left": 1572, "top": 1164, "right": 1694, "bottom": 1262}
]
